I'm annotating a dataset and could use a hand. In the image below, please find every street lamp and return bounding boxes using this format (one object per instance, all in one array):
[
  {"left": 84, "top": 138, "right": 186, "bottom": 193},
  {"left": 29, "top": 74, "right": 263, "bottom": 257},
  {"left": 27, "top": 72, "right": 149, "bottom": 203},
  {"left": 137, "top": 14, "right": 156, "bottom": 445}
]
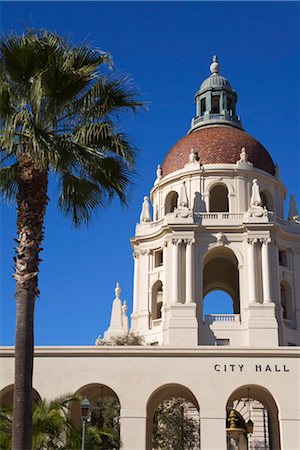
[{"left": 80, "top": 397, "right": 90, "bottom": 450}]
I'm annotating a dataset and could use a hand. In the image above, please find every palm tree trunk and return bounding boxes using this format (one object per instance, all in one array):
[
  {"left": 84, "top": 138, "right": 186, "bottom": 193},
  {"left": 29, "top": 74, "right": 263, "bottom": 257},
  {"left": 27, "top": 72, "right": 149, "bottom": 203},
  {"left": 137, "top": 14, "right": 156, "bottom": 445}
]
[{"left": 12, "top": 154, "right": 48, "bottom": 450}]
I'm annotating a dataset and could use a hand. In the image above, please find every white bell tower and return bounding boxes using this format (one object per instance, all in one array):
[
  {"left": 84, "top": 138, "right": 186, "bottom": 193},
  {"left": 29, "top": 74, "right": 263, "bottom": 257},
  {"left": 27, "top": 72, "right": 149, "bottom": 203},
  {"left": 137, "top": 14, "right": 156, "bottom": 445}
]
[{"left": 106, "top": 57, "right": 300, "bottom": 348}]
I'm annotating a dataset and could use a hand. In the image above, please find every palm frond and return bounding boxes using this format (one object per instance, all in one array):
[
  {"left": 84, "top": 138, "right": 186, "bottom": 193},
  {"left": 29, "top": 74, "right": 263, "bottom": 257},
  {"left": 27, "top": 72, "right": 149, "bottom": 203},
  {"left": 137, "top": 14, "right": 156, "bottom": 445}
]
[
  {"left": 77, "top": 75, "right": 143, "bottom": 121},
  {"left": 74, "top": 123, "right": 135, "bottom": 165},
  {"left": 0, "top": 29, "right": 143, "bottom": 227},
  {"left": 58, "top": 172, "right": 103, "bottom": 226},
  {"left": 0, "top": 163, "right": 19, "bottom": 202}
]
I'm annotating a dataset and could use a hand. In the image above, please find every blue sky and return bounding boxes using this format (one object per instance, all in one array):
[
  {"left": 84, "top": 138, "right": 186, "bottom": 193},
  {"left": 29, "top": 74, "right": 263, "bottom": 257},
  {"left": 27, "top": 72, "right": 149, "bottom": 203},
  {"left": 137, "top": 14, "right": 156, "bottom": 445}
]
[{"left": 1, "top": 1, "right": 299, "bottom": 345}]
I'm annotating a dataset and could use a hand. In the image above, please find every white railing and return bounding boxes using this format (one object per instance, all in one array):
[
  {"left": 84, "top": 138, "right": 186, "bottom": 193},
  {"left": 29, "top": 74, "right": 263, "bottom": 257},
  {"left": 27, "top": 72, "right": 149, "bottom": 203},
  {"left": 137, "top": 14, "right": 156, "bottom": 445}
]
[
  {"left": 194, "top": 212, "right": 244, "bottom": 221},
  {"left": 204, "top": 314, "right": 240, "bottom": 324}
]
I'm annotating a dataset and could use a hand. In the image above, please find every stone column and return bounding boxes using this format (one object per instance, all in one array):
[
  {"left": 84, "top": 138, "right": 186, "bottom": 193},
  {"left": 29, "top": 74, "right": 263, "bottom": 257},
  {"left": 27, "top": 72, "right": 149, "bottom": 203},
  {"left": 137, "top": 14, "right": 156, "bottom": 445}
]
[
  {"left": 247, "top": 238, "right": 258, "bottom": 303},
  {"left": 120, "top": 413, "right": 147, "bottom": 450},
  {"left": 132, "top": 251, "right": 139, "bottom": 314},
  {"left": 185, "top": 239, "right": 195, "bottom": 303},
  {"left": 172, "top": 239, "right": 180, "bottom": 303},
  {"left": 261, "top": 238, "right": 272, "bottom": 303},
  {"left": 163, "top": 242, "right": 168, "bottom": 305}
]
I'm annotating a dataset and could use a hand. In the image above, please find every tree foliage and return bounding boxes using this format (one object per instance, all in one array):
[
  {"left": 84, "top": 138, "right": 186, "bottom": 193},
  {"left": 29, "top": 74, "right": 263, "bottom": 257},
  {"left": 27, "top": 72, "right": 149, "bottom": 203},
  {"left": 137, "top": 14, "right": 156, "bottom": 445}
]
[
  {"left": 0, "top": 395, "right": 120, "bottom": 450},
  {"left": 96, "top": 331, "right": 145, "bottom": 346},
  {"left": 0, "top": 29, "right": 143, "bottom": 225},
  {"left": 153, "top": 398, "right": 200, "bottom": 450}
]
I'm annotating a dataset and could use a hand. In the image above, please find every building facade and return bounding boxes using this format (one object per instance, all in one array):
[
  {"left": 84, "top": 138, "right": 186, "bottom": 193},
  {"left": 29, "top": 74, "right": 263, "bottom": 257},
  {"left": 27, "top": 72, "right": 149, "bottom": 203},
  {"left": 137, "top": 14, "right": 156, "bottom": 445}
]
[{"left": 1, "top": 57, "right": 300, "bottom": 449}]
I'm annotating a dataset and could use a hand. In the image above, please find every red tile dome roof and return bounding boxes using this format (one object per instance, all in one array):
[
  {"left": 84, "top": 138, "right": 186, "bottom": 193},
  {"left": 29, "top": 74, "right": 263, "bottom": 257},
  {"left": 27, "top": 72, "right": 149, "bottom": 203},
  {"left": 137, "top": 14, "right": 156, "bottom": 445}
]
[{"left": 162, "top": 126, "right": 275, "bottom": 177}]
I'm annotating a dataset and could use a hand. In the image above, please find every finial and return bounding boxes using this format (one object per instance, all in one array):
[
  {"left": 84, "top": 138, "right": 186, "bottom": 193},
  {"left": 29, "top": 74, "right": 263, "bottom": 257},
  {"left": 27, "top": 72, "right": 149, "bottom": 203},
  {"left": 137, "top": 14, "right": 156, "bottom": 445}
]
[
  {"left": 210, "top": 55, "right": 220, "bottom": 75},
  {"left": 122, "top": 300, "right": 128, "bottom": 315},
  {"left": 154, "top": 164, "right": 162, "bottom": 186},
  {"left": 156, "top": 164, "right": 162, "bottom": 180},
  {"left": 115, "top": 282, "right": 121, "bottom": 299}
]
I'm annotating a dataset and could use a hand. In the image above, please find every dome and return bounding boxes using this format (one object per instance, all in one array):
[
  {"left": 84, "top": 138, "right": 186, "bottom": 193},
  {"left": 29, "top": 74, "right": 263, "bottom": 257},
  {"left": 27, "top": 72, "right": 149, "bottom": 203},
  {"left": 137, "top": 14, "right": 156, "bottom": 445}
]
[
  {"left": 162, "top": 126, "right": 275, "bottom": 177},
  {"left": 200, "top": 73, "right": 233, "bottom": 93}
]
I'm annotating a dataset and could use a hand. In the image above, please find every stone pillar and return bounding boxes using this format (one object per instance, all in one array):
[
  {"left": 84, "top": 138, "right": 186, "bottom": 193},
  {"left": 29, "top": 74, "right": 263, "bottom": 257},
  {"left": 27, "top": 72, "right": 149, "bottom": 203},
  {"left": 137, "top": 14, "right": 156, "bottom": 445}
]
[
  {"left": 120, "top": 413, "right": 147, "bottom": 450},
  {"left": 200, "top": 416, "right": 226, "bottom": 449},
  {"left": 172, "top": 239, "right": 180, "bottom": 303},
  {"left": 247, "top": 238, "right": 258, "bottom": 303},
  {"left": 185, "top": 239, "right": 195, "bottom": 303},
  {"left": 261, "top": 238, "right": 272, "bottom": 303},
  {"left": 196, "top": 96, "right": 200, "bottom": 116},
  {"left": 163, "top": 242, "right": 169, "bottom": 305},
  {"left": 132, "top": 251, "right": 139, "bottom": 314}
]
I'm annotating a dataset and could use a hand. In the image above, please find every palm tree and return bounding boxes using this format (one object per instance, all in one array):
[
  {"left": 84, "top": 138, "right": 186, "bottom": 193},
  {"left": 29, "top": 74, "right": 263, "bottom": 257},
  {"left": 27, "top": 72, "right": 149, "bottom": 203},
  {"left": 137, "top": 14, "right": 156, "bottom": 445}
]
[
  {"left": 0, "top": 394, "right": 118, "bottom": 450},
  {"left": 0, "top": 29, "right": 142, "bottom": 450}
]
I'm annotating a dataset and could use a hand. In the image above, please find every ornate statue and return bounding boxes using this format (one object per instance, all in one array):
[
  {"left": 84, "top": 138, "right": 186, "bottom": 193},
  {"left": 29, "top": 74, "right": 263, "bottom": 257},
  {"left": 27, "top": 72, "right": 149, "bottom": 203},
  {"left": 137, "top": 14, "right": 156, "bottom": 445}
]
[{"left": 140, "top": 196, "right": 151, "bottom": 222}]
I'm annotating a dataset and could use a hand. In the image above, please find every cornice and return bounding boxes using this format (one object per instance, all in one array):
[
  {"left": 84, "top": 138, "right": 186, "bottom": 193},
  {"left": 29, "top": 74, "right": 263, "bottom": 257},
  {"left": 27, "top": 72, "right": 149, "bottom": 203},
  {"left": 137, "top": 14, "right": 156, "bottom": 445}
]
[{"left": 0, "top": 346, "right": 299, "bottom": 358}]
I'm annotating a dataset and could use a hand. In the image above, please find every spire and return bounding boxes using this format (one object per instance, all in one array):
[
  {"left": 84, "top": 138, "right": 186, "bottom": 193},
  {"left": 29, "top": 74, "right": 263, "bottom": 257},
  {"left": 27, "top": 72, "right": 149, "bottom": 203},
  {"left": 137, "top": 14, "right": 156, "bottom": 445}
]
[
  {"left": 288, "top": 195, "right": 299, "bottom": 221},
  {"left": 210, "top": 55, "right": 220, "bottom": 74},
  {"left": 104, "top": 282, "right": 127, "bottom": 340},
  {"left": 115, "top": 281, "right": 121, "bottom": 299}
]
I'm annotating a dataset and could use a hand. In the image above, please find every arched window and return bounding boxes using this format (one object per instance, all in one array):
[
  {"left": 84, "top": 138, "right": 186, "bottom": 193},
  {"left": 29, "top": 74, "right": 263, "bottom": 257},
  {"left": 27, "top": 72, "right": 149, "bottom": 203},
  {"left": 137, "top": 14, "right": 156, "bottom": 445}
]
[
  {"left": 165, "top": 191, "right": 178, "bottom": 214},
  {"left": 152, "top": 280, "right": 163, "bottom": 320},
  {"left": 209, "top": 184, "right": 229, "bottom": 212},
  {"left": 280, "top": 281, "right": 293, "bottom": 322}
]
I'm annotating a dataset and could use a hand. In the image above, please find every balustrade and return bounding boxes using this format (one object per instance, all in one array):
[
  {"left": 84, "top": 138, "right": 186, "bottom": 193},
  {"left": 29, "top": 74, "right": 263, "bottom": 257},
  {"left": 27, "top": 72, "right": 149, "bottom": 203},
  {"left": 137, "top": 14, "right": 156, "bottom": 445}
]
[{"left": 204, "top": 314, "right": 240, "bottom": 324}]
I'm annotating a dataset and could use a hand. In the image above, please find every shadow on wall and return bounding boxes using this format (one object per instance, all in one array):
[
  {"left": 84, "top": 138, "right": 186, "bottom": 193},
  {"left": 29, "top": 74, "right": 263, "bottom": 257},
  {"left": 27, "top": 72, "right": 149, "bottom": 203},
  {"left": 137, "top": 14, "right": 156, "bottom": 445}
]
[{"left": 193, "top": 192, "right": 207, "bottom": 212}]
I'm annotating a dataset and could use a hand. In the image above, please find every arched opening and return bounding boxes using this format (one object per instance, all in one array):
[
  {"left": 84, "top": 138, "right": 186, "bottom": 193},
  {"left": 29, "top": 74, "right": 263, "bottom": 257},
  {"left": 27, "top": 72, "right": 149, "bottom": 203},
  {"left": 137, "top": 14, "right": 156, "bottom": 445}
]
[
  {"left": 203, "top": 248, "right": 240, "bottom": 314},
  {"left": 280, "top": 280, "right": 293, "bottom": 324},
  {"left": 203, "top": 290, "right": 235, "bottom": 319},
  {"left": 152, "top": 280, "right": 163, "bottom": 321},
  {"left": 261, "top": 190, "right": 274, "bottom": 211},
  {"left": 202, "top": 248, "right": 240, "bottom": 345},
  {"left": 165, "top": 191, "right": 178, "bottom": 214},
  {"left": 69, "top": 383, "right": 120, "bottom": 448},
  {"left": 226, "top": 385, "right": 281, "bottom": 450},
  {"left": 0, "top": 384, "right": 41, "bottom": 408},
  {"left": 209, "top": 184, "right": 229, "bottom": 212},
  {"left": 146, "top": 384, "right": 200, "bottom": 450}
]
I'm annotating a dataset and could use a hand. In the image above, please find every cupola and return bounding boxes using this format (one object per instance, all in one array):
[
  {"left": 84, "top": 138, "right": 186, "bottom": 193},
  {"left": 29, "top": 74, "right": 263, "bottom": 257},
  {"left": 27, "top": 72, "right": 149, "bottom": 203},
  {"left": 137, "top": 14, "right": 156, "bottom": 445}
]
[{"left": 190, "top": 55, "right": 242, "bottom": 131}]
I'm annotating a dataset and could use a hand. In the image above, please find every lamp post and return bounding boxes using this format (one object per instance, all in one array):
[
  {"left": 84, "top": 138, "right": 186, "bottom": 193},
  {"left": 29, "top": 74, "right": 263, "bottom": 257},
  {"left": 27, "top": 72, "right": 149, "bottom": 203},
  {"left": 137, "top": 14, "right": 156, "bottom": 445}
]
[{"left": 80, "top": 397, "right": 90, "bottom": 450}]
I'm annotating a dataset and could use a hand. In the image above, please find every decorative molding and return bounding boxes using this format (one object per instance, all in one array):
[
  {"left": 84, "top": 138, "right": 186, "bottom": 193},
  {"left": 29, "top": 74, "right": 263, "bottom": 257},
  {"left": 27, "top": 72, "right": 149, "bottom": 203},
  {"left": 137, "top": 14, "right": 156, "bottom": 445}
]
[
  {"left": 172, "top": 239, "right": 182, "bottom": 245},
  {"left": 184, "top": 238, "right": 195, "bottom": 245},
  {"left": 260, "top": 238, "right": 272, "bottom": 245},
  {"left": 247, "top": 238, "right": 258, "bottom": 245}
]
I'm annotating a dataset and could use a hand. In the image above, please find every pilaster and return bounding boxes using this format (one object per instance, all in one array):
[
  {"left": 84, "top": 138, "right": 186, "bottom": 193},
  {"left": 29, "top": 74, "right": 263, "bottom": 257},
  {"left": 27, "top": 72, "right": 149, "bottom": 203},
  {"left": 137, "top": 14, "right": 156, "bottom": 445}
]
[
  {"left": 261, "top": 237, "right": 272, "bottom": 303},
  {"left": 185, "top": 238, "right": 195, "bottom": 303},
  {"left": 247, "top": 238, "right": 258, "bottom": 303},
  {"left": 171, "top": 239, "right": 181, "bottom": 303}
]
